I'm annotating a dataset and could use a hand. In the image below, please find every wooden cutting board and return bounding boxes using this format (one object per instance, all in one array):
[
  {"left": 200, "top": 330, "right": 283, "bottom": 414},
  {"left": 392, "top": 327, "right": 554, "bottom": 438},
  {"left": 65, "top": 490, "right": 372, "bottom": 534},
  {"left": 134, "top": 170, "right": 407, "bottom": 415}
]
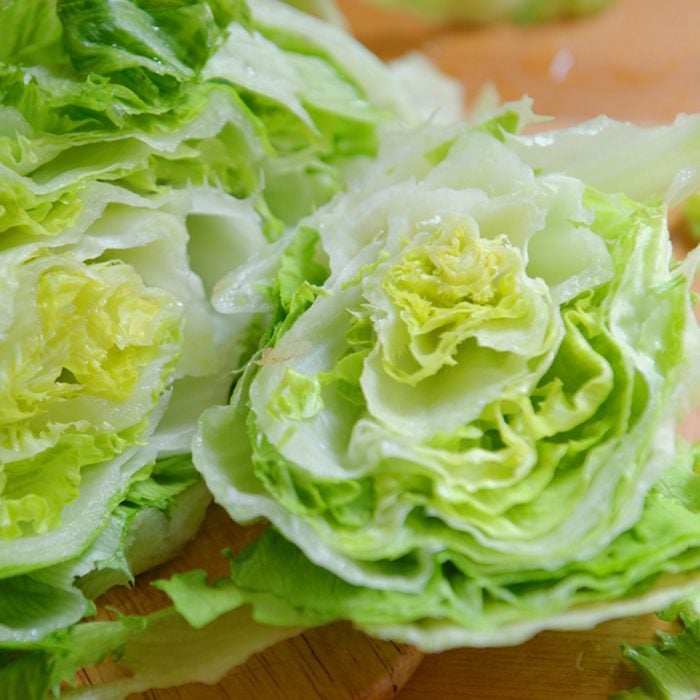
[{"left": 83, "top": 0, "right": 700, "bottom": 697}]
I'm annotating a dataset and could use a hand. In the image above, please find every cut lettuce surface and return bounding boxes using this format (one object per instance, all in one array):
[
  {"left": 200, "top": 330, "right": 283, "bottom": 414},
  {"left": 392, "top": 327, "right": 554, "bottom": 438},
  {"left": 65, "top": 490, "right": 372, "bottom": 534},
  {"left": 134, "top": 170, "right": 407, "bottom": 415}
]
[
  {"left": 163, "top": 445, "right": 700, "bottom": 649},
  {"left": 0, "top": 180, "right": 255, "bottom": 580},
  {"left": 0, "top": 1, "right": 424, "bottom": 696},
  {"left": 195, "top": 109, "right": 700, "bottom": 652},
  {"left": 0, "top": 605, "right": 299, "bottom": 700}
]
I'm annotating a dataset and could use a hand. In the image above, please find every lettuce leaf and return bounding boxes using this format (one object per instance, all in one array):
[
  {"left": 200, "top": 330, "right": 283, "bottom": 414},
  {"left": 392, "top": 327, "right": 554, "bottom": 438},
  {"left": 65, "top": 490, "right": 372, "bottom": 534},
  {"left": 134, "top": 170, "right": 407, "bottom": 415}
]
[
  {"left": 613, "top": 586, "right": 700, "bottom": 700},
  {"left": 165, "top": 444, "right": 700, "bottom": 648}
]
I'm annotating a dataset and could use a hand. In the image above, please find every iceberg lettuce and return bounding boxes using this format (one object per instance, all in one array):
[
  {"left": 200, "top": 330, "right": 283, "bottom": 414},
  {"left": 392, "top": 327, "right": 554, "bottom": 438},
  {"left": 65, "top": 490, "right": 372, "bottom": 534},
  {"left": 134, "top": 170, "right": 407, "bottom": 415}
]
[
  {"left": 2, "top": 0, "right": 698, "bottom": 697},
  {"left": 0, "top": 0, "right": 420, "bottom": 695},
  {"left": 193, "top": 107, "right": 700, "bottom": 652}
]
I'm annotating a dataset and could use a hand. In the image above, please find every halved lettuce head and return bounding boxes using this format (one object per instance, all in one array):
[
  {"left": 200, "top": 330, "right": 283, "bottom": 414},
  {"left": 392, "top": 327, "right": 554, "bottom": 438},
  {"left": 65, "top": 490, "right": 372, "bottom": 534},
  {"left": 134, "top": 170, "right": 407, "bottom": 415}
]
[
  {"left": 0, "top": 0, "right": 418, "bottom": 226},
  {"left": 0, "top": 173, "right": 270, "bottom": 643},
  {"left": 0, "top": 0, "right": 427, "bottom": 687},
  {"left": 193, "top": 109, "right": 700, "bottom": 650},
  {"left": 684, "top": 192, "right": 700, "bottom": 241}
]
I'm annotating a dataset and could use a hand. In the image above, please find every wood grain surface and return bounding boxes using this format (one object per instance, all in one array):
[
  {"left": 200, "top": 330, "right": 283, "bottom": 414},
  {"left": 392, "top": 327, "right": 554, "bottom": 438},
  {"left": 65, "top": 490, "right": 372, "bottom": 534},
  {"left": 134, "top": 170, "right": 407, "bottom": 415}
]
[{"left": 85, "top": 0, "right": 700, "bottom": 697}]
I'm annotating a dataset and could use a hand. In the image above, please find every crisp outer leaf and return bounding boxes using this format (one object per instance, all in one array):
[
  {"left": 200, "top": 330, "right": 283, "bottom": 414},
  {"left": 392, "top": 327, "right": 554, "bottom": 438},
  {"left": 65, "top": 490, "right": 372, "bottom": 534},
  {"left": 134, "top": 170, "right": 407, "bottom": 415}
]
[{"left": 38, "top": 607, "right": 299, "bottom": 700}]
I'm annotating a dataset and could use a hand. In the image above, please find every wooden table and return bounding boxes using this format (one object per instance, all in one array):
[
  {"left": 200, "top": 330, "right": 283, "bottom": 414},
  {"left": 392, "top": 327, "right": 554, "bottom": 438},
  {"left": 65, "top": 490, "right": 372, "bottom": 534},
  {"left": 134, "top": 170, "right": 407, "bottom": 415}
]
[{"left": 87, "top": 1, "right": 700, "bottom": 697}]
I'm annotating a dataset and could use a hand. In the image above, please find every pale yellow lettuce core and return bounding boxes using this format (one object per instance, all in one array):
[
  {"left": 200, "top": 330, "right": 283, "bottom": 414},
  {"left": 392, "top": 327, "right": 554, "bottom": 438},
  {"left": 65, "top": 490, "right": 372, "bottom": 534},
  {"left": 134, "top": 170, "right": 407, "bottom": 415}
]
[
  {"left": 0, "top": 257, "right": 182, "bottom": 538},
  {"left": 380, "top": 223, "right": 532, "bottom": 385}
]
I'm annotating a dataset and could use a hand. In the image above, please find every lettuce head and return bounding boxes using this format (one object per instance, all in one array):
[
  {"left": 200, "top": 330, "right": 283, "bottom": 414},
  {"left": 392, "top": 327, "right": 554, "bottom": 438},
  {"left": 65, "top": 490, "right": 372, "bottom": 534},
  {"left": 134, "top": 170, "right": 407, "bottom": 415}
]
[{"left": 192, "top": 106, "right": 700, "bottom": 652}]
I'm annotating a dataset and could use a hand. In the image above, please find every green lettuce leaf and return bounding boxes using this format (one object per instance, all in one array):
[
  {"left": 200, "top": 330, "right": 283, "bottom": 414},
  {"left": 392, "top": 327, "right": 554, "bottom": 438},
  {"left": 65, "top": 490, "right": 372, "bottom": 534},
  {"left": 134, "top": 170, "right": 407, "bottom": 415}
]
[
  {"left": 0, "top": 2, "right": 429, "bottom": 695},
  {"left": 613, "top": 588, "right": 700, "bottom": 700},
  {"left": 0, "top": 0, "right": 64, "bottom": 67}
]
